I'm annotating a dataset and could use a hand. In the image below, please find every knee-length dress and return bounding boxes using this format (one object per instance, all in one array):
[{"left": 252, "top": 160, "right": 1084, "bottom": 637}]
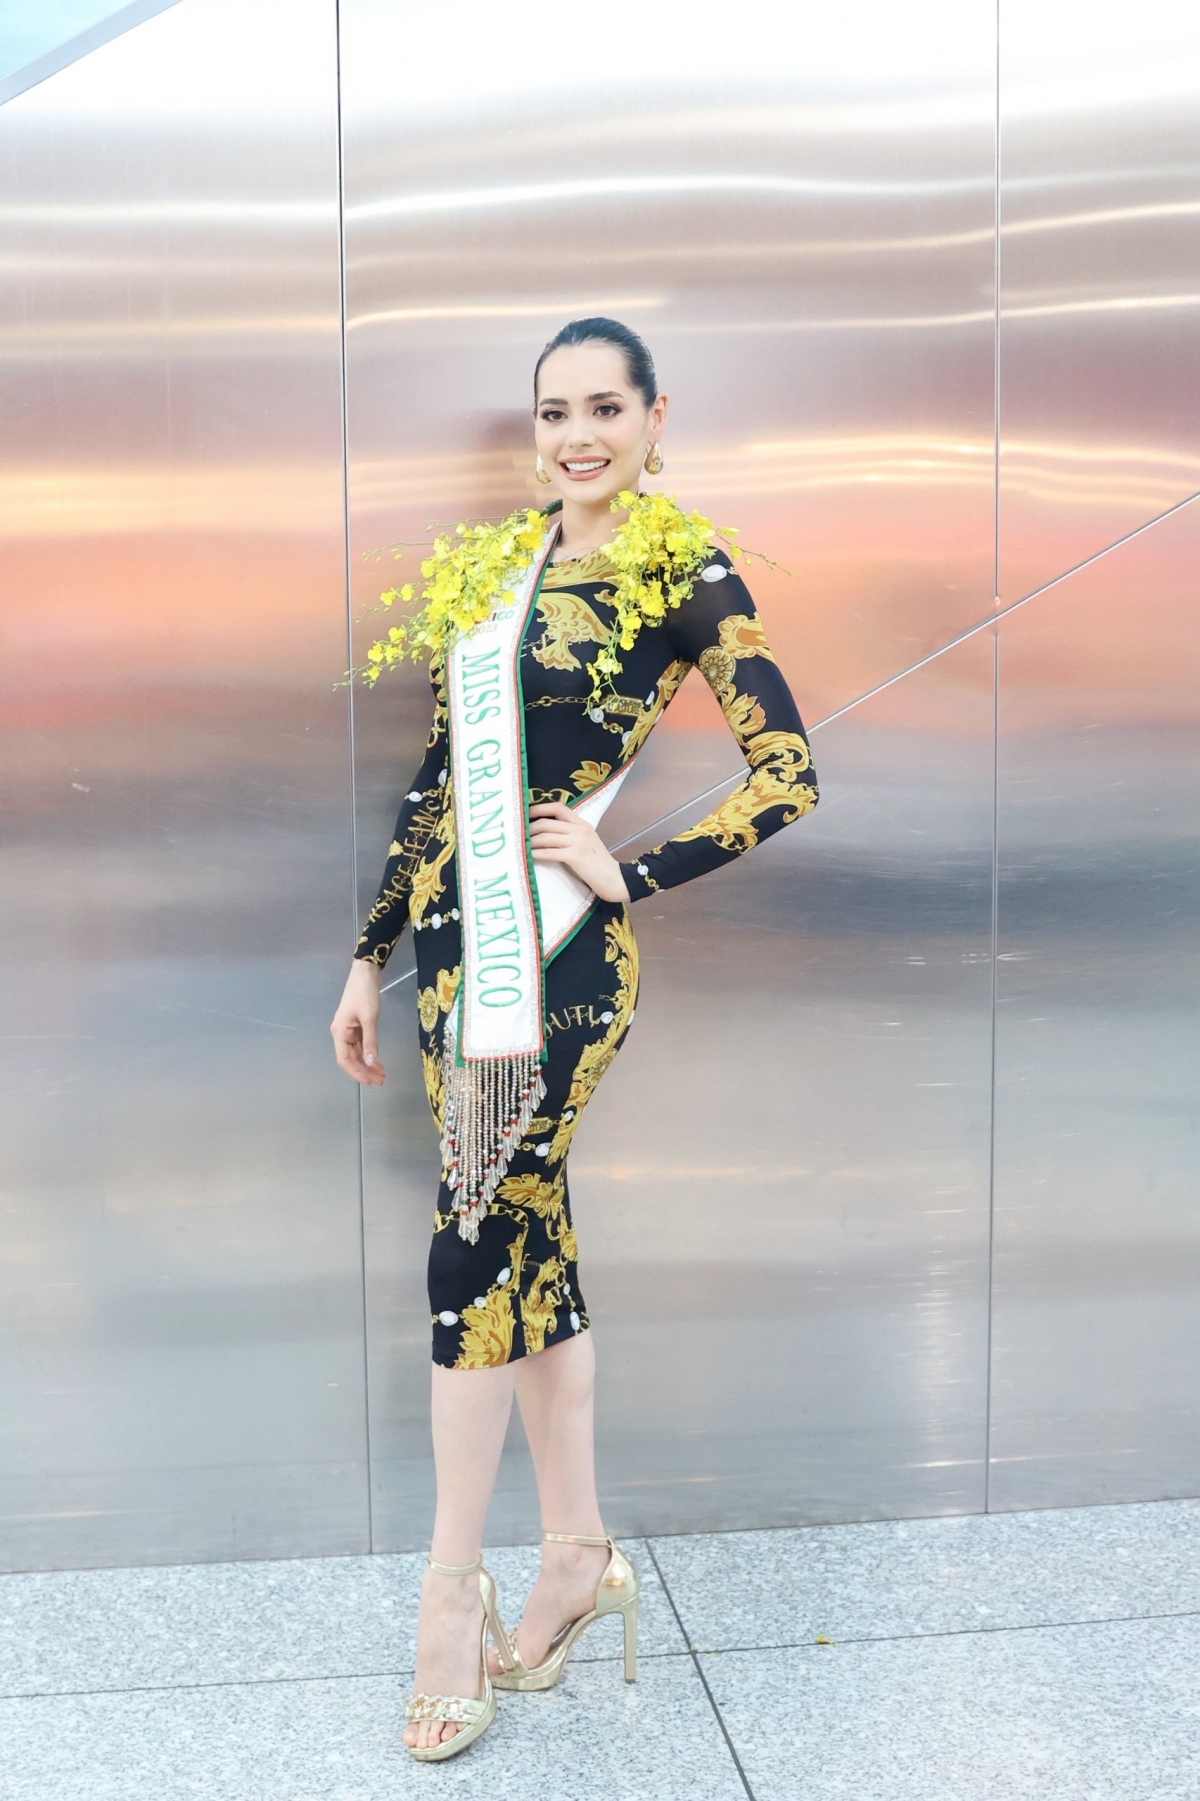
[{"left": 354, "top": 545, "right": 818, "bottom": 1369}]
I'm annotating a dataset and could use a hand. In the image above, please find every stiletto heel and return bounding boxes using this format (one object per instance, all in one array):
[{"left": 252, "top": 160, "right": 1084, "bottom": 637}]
[
  {"left": 491, "top": 1530, "right": 640, "bottom": 1692},
  {"left": 405, "top": 1556, "right": 505, "bottom": 1762}
]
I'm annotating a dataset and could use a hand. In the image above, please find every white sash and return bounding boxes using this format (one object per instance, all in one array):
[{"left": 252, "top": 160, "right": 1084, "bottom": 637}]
[
  {"left": 439, "top": 519, "right": 638, "bottom": 1239},
  {"left": 440, "top": 522, "right": 556, "bottom": 1238},
  {"left": 534, "top": 762, "right": 631, "bottom": 957},
  {"left": 448, "top": 536, "right": 554, "bottom": 1062}
]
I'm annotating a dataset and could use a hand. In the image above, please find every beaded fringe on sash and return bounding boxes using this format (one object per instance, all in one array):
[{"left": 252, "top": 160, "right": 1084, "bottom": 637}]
[{"left": 439, "top": 1007, "right": 546, "bottom": 1244}]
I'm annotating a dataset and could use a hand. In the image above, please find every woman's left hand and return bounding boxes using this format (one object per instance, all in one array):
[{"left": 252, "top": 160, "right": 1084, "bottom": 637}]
[{"left": 529, "top": 802, "right": 630, "bottom": 903}]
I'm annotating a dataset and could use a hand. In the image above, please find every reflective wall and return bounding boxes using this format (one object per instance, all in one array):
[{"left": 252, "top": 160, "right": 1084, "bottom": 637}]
[
  {"left": 1, "top": 0, "right": 1197, "bottom": 1570},
  {"left": 0, "top": 0, "right": 366, "bottom": 1571},
  {"left": 998, "top": 1, "right": 1200, "bottom": 600},
  {"left": 339, "top": 0, "right": 1000, "bottom": 1544},
  {"left": 991, "top": 495, "right": 1200, "bottom": 1508},
  {"left": 991, "top": 0, "right": 1200, "bottom": 1508}
]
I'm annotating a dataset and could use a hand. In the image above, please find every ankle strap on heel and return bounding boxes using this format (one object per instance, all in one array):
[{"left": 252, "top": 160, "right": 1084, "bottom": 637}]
[
  {"left": 427, "top": 1555, "right": 483, "bottom": 1576},
  {"left": 543, "top": 1532, "right": 611, "bottom": 1547}
]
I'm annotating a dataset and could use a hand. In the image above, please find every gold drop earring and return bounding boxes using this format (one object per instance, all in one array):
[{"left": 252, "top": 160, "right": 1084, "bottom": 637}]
[
  {"left": 643, "top": 442, "right": 664, "bottom": 475},
  {"left": 535, "top": 454, "right": 552, "bottom": 485}
]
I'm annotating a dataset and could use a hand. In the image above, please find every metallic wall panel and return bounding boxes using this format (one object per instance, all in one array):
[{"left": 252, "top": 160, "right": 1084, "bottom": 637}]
[
  {"left": 362, "top": 638, "right": 996, "bottom": 1546},
  {"left": 6, "top": 0, "right": 1192, "bottom": 1574},
  {"left": 0, "top": 0, "right": 365, "bottom": 1570},
  {"left": 340, "top": 0, "right": 998, "bottom": 903},
  {"left": 580, "top": 632, "right": 997, "bottom": 1536},
  {"left": 999, "top": 1, "right": 1200, "bottom": 604},
  {"left": 991, "top": 498, "right": 1200, "bottom": 1509},
  {"left": 340, "top": 0, "right": 998, "bottom": 1547}
]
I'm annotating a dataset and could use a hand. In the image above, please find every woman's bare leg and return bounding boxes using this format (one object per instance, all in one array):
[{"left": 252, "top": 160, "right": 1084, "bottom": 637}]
[
  {"left": 487, "top": 1332, "right": 610, "bottom": 1671},
  {"left": 406, "top": 1362, "right": 514, "bottom": 1751}
]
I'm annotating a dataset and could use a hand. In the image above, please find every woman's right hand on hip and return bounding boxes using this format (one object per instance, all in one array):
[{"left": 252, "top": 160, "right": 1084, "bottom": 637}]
[{"left": 331, "top": 958, "right": 386, "bottom": 1086}]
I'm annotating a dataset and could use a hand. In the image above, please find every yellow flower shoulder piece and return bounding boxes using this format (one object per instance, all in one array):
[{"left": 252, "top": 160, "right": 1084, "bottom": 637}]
[
  {"left": 357, "top": 492, "right": 742, "bottom": 696},
  {"left": 361, "top": 506, "right": 546, "bottom": 685},
  {"left": 589, "top": 490, "right": 739, "bottom": 703}
]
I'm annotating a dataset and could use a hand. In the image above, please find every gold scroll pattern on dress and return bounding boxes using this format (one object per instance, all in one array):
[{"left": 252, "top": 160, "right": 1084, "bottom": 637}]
[
  {"left": 680, "top": 635, "right": 815, "bottom": 853},
  {"left": 529, "top": 591, "right": 610, "bottom": 672},
  {"left": 408, "top": 795, "right": 456, "bottom": 925},
  {"left": 361, "top": 549, "right": 818, "bottom": 1372},
  {"left": 496, "top": 1171, "right": 579, "bottom": 1265},
  {"left": 453, "top": 1227, "right": 527, "bottom": 1369},
  {"left": 419, "top": 964, "right": 461, "bottom": 1130},
  {"left": 623, "top": 658, "right": 690, "bottom": 760},
  {"left": 548, "top": 912, "right": 638, "bottom": 1164},
  {"left": 417, "top": 963, "right": 461, "bottom": 1035},
  {"left": 571, "top": 760, "right": 612, "bottom": 794}
]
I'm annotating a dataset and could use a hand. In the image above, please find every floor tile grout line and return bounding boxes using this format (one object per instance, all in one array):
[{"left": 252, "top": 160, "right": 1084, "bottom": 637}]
[
  {"left": 0, "top": 1648, "right": 694, "bottom": 1706},
  {"left": 685, "top": 1601, "right": 1200, "bottom": 1661},
  {"left": 8, "top": 1601, "right": 1200, "bottom": 1705},
  {"left": 645, "top": 1538, "right": 757, "bottom": 1801}
]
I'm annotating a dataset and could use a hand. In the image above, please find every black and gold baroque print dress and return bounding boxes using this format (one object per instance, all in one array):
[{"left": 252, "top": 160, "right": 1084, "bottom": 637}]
[{"left": 354, "top": 548, "right": 818, "bottom": 1369}]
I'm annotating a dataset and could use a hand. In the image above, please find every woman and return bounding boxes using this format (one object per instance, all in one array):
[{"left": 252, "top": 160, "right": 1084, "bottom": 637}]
[{"left": 331, "top": 318, "right": 818, "bottom": 1760}]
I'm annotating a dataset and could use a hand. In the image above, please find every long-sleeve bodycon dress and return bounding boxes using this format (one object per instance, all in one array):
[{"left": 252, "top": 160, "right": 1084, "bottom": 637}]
[{"left": 354, "top": 545, "right": 818, "bottom": 1369}]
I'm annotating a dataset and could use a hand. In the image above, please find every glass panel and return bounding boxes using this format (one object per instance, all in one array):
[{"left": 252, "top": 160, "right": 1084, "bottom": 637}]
[{"left": 0, "top": 3, "right": 138, "bottom": 83}]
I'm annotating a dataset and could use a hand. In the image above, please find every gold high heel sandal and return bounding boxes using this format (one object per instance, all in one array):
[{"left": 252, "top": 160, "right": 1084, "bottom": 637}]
[
  {"left": 491, "top": 1531, "right": 640, "bottom": 1692},
  {"left": 404, "top": 1555, "right": 509, "bottom": 1762}
]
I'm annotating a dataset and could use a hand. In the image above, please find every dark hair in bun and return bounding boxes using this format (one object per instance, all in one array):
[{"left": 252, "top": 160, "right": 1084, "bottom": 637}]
[{"left": 534, "top": 316, "right": 657, "bottom": 408}]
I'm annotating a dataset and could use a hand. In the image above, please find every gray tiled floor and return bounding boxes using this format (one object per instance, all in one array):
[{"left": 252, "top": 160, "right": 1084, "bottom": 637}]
[
  {"left": 2, "top": 1499, "right": 1198, "bottom": 1800},
  {"left": 0, "top": 1658, "right": 743, "bottom": 1801},
  {"left": 650, "top": 1496, "right": 1200, "bottom": 1649},
  {"left": 0, "top": 1540, "right": 684, "bottom": 1698}
]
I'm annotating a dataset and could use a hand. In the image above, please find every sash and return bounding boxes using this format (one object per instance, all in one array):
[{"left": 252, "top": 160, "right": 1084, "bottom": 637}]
[
  {"left": 534, "top": 761, "right": 631, "bottom": 958},
  {"left": 440, "top": 522, "right": 637, "bottom": 1240}
]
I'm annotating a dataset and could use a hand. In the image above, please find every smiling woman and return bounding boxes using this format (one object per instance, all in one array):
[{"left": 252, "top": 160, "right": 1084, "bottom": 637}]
[
  {"left": 328, "top": 316, "right": 819, "bottom": 1761},
  {"left": 534, "top": 316, "right": 664, "bottom": 507}
]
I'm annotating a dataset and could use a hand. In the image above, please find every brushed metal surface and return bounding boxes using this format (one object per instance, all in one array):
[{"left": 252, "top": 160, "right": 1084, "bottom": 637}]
[
  {"left": 0, "top": 0, "right": 365, "bottom": 1570},
  {"left": 990, "top": 497, "right": 1200, "bottom": 1509},
  {"left": 999, "top": 1, "right": 1200, "bottom": 603},
  {"left": 584, "top": 631, "right": 996, "bottom": 1537},
  {"left": 361, "top": 634, "right": 996, "bottom": 1546},
  {"left": 4, "top": 0, "right": 1197, "bottom": 1575},
  {"left": 339, "top": 0, "right": 999, "bottom": 1545},
  {"left": 340, "top": 0, "right": 997, "bottom": 889}
]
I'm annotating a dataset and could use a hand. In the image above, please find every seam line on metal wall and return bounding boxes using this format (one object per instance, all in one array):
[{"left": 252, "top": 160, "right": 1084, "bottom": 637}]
[
  {"left": 333, "top": 0, "right": 375, "bottom": 1553},
  {"left": 0, "top": 0, "right": 185, "bottom": 108},
  {"left": 984, "top": 0, "right": 1002, "bottom": 1519},
  {"left": 602, "top": 484, "right": 1200, "bottom": 863},
  {"left": 380, "top": 482, "right": 1200, "bottom": 999},
  {"left": 985, "top": 634, "right": 1000, "bottom": 1513}
]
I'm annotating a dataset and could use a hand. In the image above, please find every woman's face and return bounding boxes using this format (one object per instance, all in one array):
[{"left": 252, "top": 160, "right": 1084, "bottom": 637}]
[{"left": 533, "top": 341, "right": 666, "bottom": 508}]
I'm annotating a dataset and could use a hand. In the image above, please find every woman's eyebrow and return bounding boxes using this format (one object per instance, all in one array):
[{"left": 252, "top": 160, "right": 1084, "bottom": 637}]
[{"left": 538, "top": 391, "right": 624, "bottom": 407}]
